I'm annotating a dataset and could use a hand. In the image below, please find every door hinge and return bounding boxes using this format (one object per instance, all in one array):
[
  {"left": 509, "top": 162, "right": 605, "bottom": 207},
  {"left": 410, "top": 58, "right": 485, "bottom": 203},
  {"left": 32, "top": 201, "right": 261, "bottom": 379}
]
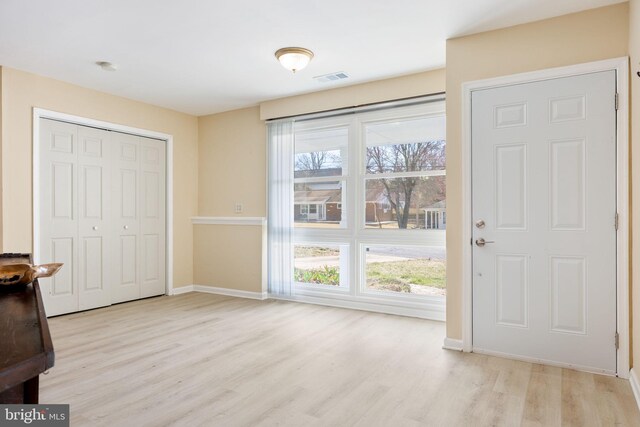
[
  {"left": 615, "top": 93, "right": 619, "bottom": 111},
  {"left": 615, "top": 212, "right": 619, "bottom": 231},
  {"left": 615, "top": 332, "right": 619, "bottom": 349}
]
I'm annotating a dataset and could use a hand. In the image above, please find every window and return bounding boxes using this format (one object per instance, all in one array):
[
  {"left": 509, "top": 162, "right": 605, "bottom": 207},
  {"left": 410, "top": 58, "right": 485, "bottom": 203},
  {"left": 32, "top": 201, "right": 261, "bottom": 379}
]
[
  {"left": 364, "top": 115, "right": 446, "bottom": 230},
  {"left": 294, "top": 126, "right": 348, "bottom": 229},
  {"left": 294, "top": 244, "right": 349, "bottom": 290},
  {"left": 364, "top": 245, "right": 446, "bottom": 296},
  {"left": 268, "top": 99, "right": 446, "bottom": 318}
]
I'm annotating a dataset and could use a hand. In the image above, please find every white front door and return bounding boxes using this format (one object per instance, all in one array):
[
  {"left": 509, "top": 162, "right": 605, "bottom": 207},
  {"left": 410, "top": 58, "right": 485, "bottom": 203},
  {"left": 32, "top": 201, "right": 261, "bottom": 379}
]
[{"left": 472, "top": 71, "right": 617, "bottom": 373}]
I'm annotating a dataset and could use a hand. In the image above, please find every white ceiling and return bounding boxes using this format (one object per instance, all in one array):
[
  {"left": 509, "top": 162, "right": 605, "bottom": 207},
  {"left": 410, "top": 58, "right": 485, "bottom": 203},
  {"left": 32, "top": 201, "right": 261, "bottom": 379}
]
[{"left": 0, "top": 0, "right": 625, "bottom": 116}]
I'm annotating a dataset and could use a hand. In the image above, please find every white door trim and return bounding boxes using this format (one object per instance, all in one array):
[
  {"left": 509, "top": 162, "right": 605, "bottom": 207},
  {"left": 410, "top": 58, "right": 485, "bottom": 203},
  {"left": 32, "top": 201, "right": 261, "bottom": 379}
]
[
  {"left": 32, "top": 108, "right": 175, "bottom": 296},
  {"left": 460, "top": 57, "right": 629, "bottom": 378}
]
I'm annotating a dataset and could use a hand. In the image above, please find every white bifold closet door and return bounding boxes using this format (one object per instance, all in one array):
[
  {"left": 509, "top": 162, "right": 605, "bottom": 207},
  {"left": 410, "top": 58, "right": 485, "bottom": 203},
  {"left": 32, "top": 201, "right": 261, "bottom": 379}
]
[
  {"left": 38, "top": 118, "right": 166, "bottom": 316},
  {"left": 111, "top": 132, "right": 166, "bottom": 304}
]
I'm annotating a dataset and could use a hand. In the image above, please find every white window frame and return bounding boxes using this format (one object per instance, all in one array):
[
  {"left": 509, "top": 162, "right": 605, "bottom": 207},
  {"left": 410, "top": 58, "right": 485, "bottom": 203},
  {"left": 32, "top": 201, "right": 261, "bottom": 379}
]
[{"left": 290, "top": 102, "right": 446, "bottom": 320}]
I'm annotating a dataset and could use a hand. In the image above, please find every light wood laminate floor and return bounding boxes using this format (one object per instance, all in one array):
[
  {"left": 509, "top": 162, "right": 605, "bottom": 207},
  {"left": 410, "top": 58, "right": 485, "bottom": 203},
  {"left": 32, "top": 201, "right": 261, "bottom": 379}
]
[{"left": 40, "top": 293, "right": 640, "bottom": 426}]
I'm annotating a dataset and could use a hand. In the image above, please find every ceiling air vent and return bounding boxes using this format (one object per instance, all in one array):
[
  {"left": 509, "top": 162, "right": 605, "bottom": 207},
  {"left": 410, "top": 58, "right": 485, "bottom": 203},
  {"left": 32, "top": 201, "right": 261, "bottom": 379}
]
[{"left": 314, "top": 72, "right": 349, "bottom": 83}]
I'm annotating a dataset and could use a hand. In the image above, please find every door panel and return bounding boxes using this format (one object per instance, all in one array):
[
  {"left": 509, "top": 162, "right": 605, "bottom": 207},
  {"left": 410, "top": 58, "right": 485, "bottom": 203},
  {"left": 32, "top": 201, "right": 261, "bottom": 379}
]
[
  {"left": 550, "top": 256, "right": 586, "bottom": 334},
  {"left": 39, "top": 119, "right": 79, "bottom": 316},
  {"left": 82, "top": 237, "right": 104, "bottom": 291},
  {"left": 143, "top": 172, "right": 160, "bottom": 218},
  {"left": 139, "top": 137, "right": 166, "bottom": 298},
  {"left": 51, "top": 162, "right": 74, "bottom": 219},
  {"left": 495, "top": 144, "right": 527, "bottom": 230},
  {"left": 78, "top": 126, "right": 111, "bottom": 310},
  {"left": 472, "top": 71, "right": 617, "bottom": 373},
  {"left": 143, "top": 234, "right": 160, "bottom": 281},
  {"left": 495, "top": 255, "right": 528, "bottom": 328},
  {"left": 81, "top": 166, "right": 103, "bottom": 218},
  {"left": 120, "top": 169, "right": 138, "bottom": 218},
  {"left": 50, "top": 237, "right": 74, "bottom": 295},
  {"left": 120, "top": 235, "right": 138, "bottom": 284},
  {"left": 549, "top": 139, "right": 585, "bottom": 230},
  {"left": 112, "top": 132, "right": 141, "bottom": 303}
]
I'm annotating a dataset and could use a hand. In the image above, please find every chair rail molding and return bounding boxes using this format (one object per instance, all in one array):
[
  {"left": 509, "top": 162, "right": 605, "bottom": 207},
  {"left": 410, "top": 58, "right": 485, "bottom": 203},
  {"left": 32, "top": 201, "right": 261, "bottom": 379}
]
[{"left": 191, "top": 216, "right": 266, "bottom": 226}]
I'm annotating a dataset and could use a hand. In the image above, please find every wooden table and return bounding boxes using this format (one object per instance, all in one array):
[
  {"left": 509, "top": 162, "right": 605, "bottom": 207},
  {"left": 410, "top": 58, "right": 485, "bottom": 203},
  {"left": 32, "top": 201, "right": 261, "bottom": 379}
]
[{"left": 0, "top": 253, "right": 55, "bottom": 404}]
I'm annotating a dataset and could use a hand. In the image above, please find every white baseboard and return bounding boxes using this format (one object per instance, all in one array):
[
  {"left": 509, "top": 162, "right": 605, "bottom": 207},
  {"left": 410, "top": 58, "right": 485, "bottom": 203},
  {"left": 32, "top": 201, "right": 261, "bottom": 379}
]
[
  {"left": 173, "top": 285, "right": 443, "bottom": 320},
  {"left": 193, "top": 284, "right": 268, "bottom": 300},
  {"left": 171, "top": 285, "right": 194, "bottom": 295},
  {"left": 442, "top": 338, "right": 463, "bottom": 351},
  {"left": 630, "top": 368, "right": 640, "bottom": 412},
  {"left": 269, "top": 293, "right": 445, "bottom": 322}
]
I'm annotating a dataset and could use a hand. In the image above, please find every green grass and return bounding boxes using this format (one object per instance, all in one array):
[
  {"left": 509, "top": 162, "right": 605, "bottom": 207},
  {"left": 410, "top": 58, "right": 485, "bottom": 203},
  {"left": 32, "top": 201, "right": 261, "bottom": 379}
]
[
  {"left": 366, "top": 259, "right": 446, "bottom": 293},
  {"left": 294, "top": 266, "right": 340, "bottom": 286},
  {"left": 294, "top": 258, "right": 446, "bottom": 293}
]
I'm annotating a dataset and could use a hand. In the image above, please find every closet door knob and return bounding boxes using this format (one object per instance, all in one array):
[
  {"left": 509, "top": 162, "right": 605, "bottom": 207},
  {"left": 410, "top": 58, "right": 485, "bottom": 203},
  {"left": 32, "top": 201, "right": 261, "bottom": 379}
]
[
  {"left": 124, "top": 225, "right": 129, "bottom": 230},
  {"left": 92, "top": 226, "right": 99, "bottom": 231}
]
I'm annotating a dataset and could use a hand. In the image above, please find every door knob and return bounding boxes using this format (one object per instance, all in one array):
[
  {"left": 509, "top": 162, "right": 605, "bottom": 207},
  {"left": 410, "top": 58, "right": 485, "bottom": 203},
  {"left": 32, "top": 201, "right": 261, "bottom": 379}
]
[
  {"left": 475, "top": 238, "right": 495, "bottom": 247},
  {"left": 124, "top": 225, "right": 129, "bottom": 230},
  {"left": 92, "top": 226, "right": 99, "bottom": 231}
]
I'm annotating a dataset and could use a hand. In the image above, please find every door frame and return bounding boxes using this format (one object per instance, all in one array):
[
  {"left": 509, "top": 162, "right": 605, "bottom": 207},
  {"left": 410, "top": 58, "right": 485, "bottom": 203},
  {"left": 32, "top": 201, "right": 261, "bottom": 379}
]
[
  {"left": 460, "top": 57, "right": 629, "bottom": 378},
  {"left": 32, "top": 108, "right": 175, "bottom": 296}
]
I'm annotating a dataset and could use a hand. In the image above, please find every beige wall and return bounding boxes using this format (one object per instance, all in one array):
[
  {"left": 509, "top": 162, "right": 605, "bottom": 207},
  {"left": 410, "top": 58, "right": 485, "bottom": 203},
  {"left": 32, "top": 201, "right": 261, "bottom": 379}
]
[
  {"left": 195, "top": 107, "right": 266, "bottom": 292},
  {"left": 198, "top": 107, "right": 266, "bottom": 216},
  {"left": 260, "top": 68, "right": 446, "bottom": 120},
  {"left": 630, "top": 0, "right": 640, "bottom": 370},
  {"left": 193, "top": 224, "right": 265, "bottom": 293},
  {"left": 445, "top": 3, "right": 630, "bottom": 340},
  {"left": 194, "top": 71, "right": 446, "bottom": 292},
  {"left": 0, "top": 67, "right": 198, "bottom": 288}
]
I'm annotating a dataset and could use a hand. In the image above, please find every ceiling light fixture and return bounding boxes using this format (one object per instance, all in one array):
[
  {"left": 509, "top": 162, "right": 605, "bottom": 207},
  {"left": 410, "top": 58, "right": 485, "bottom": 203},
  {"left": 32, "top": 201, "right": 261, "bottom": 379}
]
[
  {"left": 275, "top": 47, "right": 314, "bottom": 73},
  {"left": 96, "top": 61, "right": 117, "bottom": 71}
]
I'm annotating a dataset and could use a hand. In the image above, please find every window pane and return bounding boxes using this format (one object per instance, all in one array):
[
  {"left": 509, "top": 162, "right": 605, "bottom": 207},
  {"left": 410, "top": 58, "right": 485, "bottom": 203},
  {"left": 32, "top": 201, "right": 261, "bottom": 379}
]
[
  {"left": 364, "top": 176, "right": 445, "bottom": 229},
  {"left": 364, "top": 245, "right": 446, "bottom": 296},
  {"left": 294, "top": 245, "right": 342, "bottom": 287},
  {"left": 365, "top": 116, "right": 445, "bottom": 174},
  {"left": 295, "top": 127, "right": 348, "bottom": 178},
  {"left": 294, "top": 181, "right": 343, "bottom": 228}
]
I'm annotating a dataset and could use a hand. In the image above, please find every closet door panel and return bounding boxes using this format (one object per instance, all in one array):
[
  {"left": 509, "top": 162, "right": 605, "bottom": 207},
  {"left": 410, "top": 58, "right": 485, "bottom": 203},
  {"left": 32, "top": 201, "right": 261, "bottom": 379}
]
[
  {"left": 82, "top": 236, "right": 104, "bottom": 290},
  {"left": 78, "top": 126, "right": 112, "bottom": 310},
  {"left": 112, "top": 132, "right": 141, "bottom": 303},
  {"left": 39, "top": 119, "right": 79, "bottom": 316},
  {"left": 139, "top": 138, "right": 166, "bottom": 297}
]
